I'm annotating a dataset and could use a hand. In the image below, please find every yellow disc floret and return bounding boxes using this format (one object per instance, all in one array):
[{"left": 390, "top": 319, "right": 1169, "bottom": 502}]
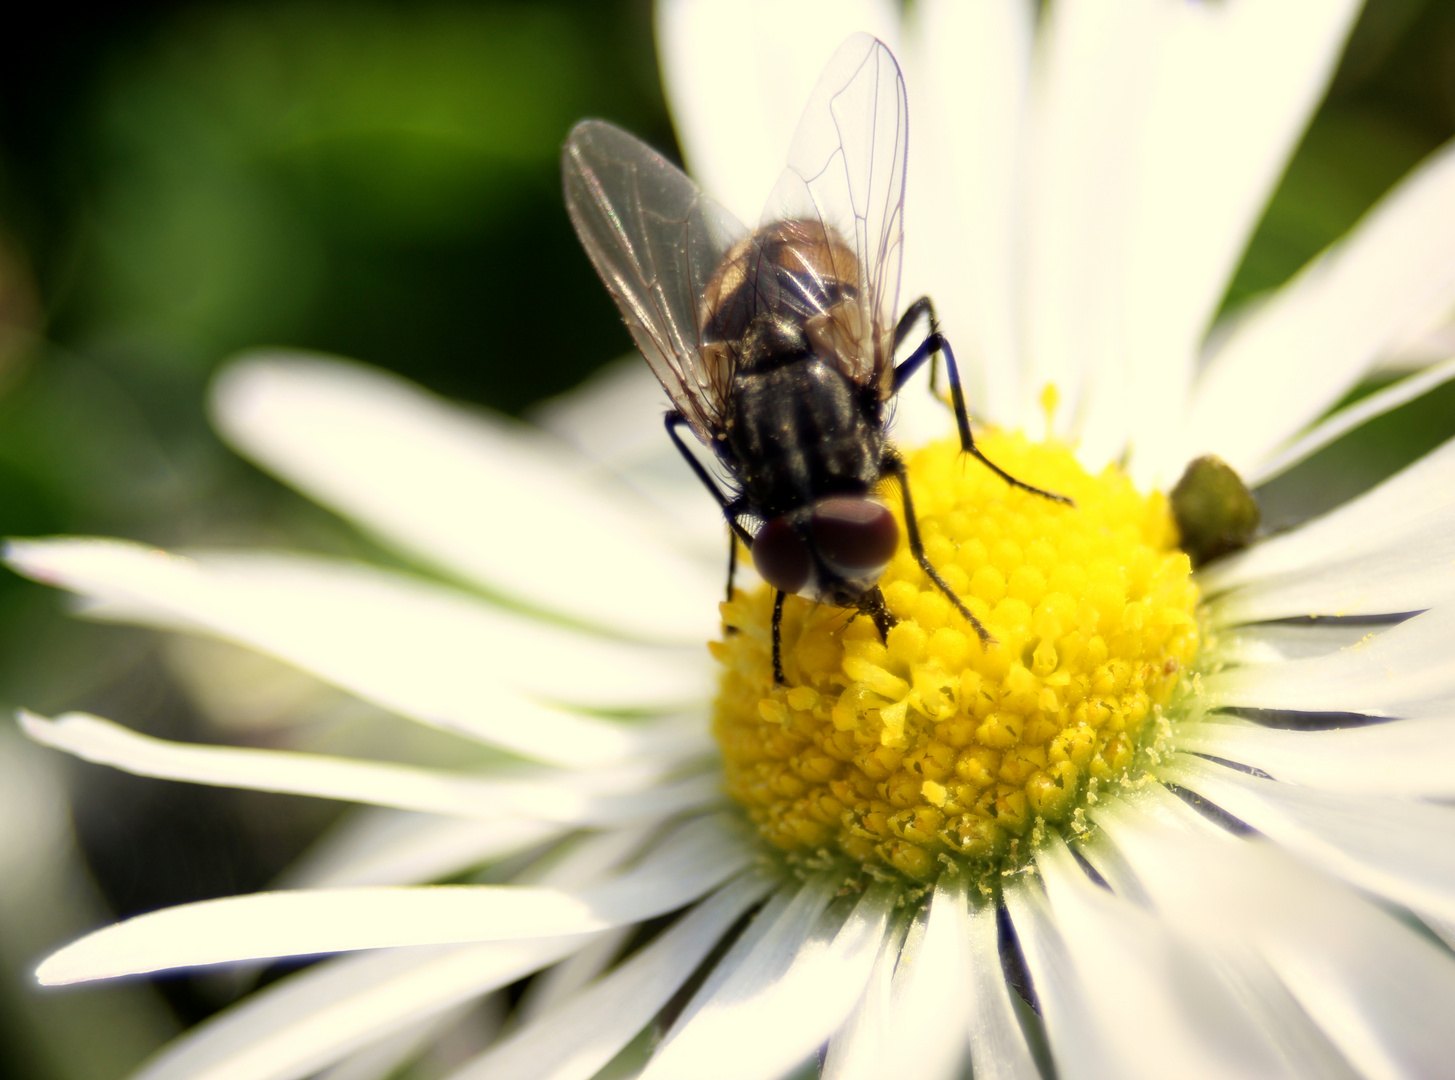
[{"left": 710, "top": 431, "right": 1199, "bottom": 883}]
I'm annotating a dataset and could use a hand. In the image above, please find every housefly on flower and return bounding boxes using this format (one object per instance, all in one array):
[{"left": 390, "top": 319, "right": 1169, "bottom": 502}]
[{"left": 563, "top": 34, "right": 1068, "bottom": 684}]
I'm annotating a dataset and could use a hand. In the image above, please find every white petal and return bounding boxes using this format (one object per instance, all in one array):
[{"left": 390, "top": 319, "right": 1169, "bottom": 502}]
[
  {"left": 1171, "top": 716, "right": 1455, "bottom": 798},
  {"left": 655, "top": 0, "right": 899, "bottom": 226},
  {"left": 37, "top": 814, "right": 749, "bottom": 983},
  {"left": 1097, "top": 807, "right": 1455, "bottom": 1080},
  {"left": 530, "top": 358, "right": 725, "bottom": 556},
  {"left": 1214, "top": 621, "right": 1379, "bottom": 665},
  {"left": 132, "top": 942, "right": 577, "bottom": 1080},
  {"left": 1199, "top": 436, "right": 1455, "bottom": 624},
  {"left": 210, "top": 354, "right": 719, "bottom": 641},
  {"left": 277, "top": 809, "right": 564, "bottom": 889},
  {"left": 1203, "top": 606, "right": 1455, "bottom": 717},
  {"left": 314, "top": 1001, "right": 482, "bottom": 1080},
  {"left": 1030, "top": 0, "right": 1164, "bottom": 459},
  {"left": 824, "top": 876, "right": 973, "bottom": 1080},
  {"left": 1114, "top": 0, "right": 1360, "bottom": 482},
  {"left": 900, "top": 0, "right": 1034, "bottom": 427},
  {"left": 820, "top": 920, "right": 904, "bottom": 1080},
  {"left": 1088, "top": 799, "right": 1365, "bottom": 1080},
  {"left": 7, "top": 538, "right": 702, "bottom": 766},
  {"left": 20, "top": 712, "right": 717, "bottom": 826},
  {"left": 1002, "top": 876, "right": 1124, "bottom": 1080},
  {"left": 641, "top": 880, "right": 892, "bottom": 1080},
  {"left": 1037, "top": 835, "right": 1297, "bottom": 1079},
  {"left": 1249, "top": 353, "right": 1455, "bottom": 485},
  {"left": 965, "top": 900, "right": 1041, "bottom": 1080},
  {"left": 1161, "top": 754, "right": 1455, "bottom": 926},
  {"left": 448, "top": 872, "right": 773, "bottom": 1080},
  {"left": 1188, "top": 139, "right": 1455, "bottom": 476},
  {"left": 878, "top": 878, "right": 972, "bottom": 1079}
]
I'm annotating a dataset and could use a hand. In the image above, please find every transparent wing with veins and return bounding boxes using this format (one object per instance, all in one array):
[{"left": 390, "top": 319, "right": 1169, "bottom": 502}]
[
  {"left": 760, "top": 33, "right": 909, "bottom": 399},
  {"left": 562, "top": 120, "right": 748, "bottom": 444}
]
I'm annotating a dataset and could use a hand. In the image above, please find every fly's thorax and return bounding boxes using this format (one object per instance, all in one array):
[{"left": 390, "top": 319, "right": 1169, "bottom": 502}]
[
  {"left": 712, "top": 432, "right": 1200, "bottom": 886},
  {"left": 699, "top": 218, "right": 864, "bottom": 347}
]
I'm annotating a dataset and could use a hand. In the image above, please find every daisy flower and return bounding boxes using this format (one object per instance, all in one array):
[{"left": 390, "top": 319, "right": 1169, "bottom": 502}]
[{"left": 11, "top": 2, "right": 1455, "bottom": 1079}]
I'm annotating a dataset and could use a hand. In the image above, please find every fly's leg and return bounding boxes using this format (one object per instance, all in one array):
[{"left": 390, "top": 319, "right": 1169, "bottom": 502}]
[
  {"left": 725, "top": 528, "right": 738, "bottom": 604},
  {"left": 771, "top": 589, "right": 787, "bottom": 685},
  {"left": 893, "top": 295, "right": 943, "bottom": 397},
  {"left": 883, "top": 448, "right": 995, "bottom": 647},
  {"left": 892, "top": 305, "right": 1073, "bottom": 507},
  {"left": 667, "top": 411, "right": 754, "bottom": 632},
  {"left": 665, "top": 412, "right": 754, "bottom": 541}
]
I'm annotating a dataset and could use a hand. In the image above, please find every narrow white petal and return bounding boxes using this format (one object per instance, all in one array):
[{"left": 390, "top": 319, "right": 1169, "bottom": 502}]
[
  {"left": 1250, "top": 353, "right": 1455, "bottom": 485},
  {"left": 20, "top": 712, "right": 717, "bottom": 825},
  {"left": 1188, "top": 139, "right": 1455, "bottom": 476},
  {"left": 1203, "top": 606, "right": 1455, "bottom": 717},
  {"left": 210, "top": 354, "right": 719, "bottom": 641},
  {"left": 820, "top": 920, "right": 904, "bottom": 1080},
  {"left": 1201, "top": 434, "right": 1455, "bottom": 595},
  {"left": 901, "top": 0, "right": 1034, "bottom": 427},
  {"left": 37, "top": 815, "right": 749, "bottom": 983},
  {"left": 642, "top": 880, "right": 892, "bottom": 1080},
  {"left": 1115, "top": 0, "right": 1360, "bottom": 482},
  {"left": 1171, "top": 716, "right": 1455, "bottom": 798},
  {"left": 7, "top": 538, "right": 701, "bottom": 765},
  {"left": 277, "top": 809, "right": 565, "bottom": 889},
  {"left": 1036, "top": 836, "right": 1297, "bottom": 1079},
  {"left": 660, "top": 883, "right": 801, "bottom": 1039},
  {"left": 1215, "top": 621, "right": 1379, "bottom": 665},
  {"left": 132, "top": 942, "right": 578, "bottom": 1080},
  {"left": 964, "top": 900, "right": 1041, "bottom": 1080},
  {"left": 1097, "top": 808, "right": 1455, "bottom": 1080},
  {"left": 449, "top": 872, "right": 774, "bottom": 1080},
  {"left": 1089, "top": 799, "right": 1364, "bottom": 1080},
  {"left": 655, "top": 0, "right": 899, "bottom": 226},
  {"left": 883, "top": 877, "right": 973, "bottom": 1079},
  {"left": 530, "top": 358, "right": 725, "bottom": 556},
  {"left": 1003, "top": 876, "right": 1123, "bottom": 1080},
  {"left": 824, "top": 877, "right": 974, "bottom": 1080},
  {"left": 1200, "top": 437, "right": 1455, "bottom": 625},
  {"left": 1023, "top": 0, "right": 1164, "bottom": 448},
  {"left": 314, "top": 1001, "right": 480, "bottom": 1080},
  {"left": 1161, "top": 754, "right": 1455, "bottom": 925}
]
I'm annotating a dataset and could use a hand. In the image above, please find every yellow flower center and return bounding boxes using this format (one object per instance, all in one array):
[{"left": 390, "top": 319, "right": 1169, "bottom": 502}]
[{"left": 710, "top": 431, "right": 1199, "bottom": 884}]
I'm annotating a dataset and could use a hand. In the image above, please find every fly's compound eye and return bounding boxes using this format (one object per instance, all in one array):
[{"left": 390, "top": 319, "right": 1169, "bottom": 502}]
[
  {"left": 752, "top": 517, "right": 812, "bottom": 594},
  {"left": 809, "top": 497, "right": 899, "bottom": 579}
]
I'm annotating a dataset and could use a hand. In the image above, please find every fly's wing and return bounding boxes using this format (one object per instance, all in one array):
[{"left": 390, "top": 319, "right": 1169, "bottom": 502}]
[
  {"left": 563, "top": 119, "right": 748, "bottom": 442},
  {"left": 761, "top": 34, "right": 908, "bottom": 398}
]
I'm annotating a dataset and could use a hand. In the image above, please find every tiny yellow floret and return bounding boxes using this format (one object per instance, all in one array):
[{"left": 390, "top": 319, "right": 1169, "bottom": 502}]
[{"left": 712, "top": 432, "right": 1199, "bottom": 883}]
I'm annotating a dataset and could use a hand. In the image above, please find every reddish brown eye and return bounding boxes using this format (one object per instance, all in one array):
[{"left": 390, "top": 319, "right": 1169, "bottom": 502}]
[
  {"left": 809, "top": 497, "right": 899, "bottom": 576},
  {"left": 752, "top": 517, "right": 812, "bottom": 593}
]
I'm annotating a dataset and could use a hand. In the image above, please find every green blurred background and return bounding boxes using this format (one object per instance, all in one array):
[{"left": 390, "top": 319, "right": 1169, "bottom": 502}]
[{"left": 0, "top": 1, "right": 1452, "bottom": 1077}]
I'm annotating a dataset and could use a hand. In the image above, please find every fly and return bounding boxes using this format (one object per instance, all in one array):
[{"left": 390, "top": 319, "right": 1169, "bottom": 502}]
[{"left": 563, "top": 34, "right": 1068, "bottom": 684}]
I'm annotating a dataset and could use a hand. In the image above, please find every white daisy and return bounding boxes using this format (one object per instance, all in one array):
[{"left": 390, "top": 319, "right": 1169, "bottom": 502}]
[{"left": 11, "top": 3, "right": 1455, "bottom": 1080}]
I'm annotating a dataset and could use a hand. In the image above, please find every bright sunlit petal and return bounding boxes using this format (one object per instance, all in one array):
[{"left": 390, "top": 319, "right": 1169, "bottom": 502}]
[{"left": 212, "top": 353, "right": 720, "bottom": 641}]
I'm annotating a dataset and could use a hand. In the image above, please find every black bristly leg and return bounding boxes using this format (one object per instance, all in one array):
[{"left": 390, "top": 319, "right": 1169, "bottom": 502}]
[
  {"left": 883, "top": 448, "right": 995, "bottom": 647},
  {"left": 892, "top": 327, "right": 1074, "bottom": 508},
  {"left": 667, "top": 411, "right": 754, "bottom": 632},
  {"left": 894, "top": 295, "right": 937, "bottom": 352},
  {"left": 893, "top": 295, "right": 945, "bottom": 399},
  {"left": 725, "top": 529, "right": 738, "bottom": 604},
  {"left": 771, "top": 588, "right": 787, "bottom": 685},
  {"left": 665, "top": 412, "right": 755, "bottom": 541}
]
